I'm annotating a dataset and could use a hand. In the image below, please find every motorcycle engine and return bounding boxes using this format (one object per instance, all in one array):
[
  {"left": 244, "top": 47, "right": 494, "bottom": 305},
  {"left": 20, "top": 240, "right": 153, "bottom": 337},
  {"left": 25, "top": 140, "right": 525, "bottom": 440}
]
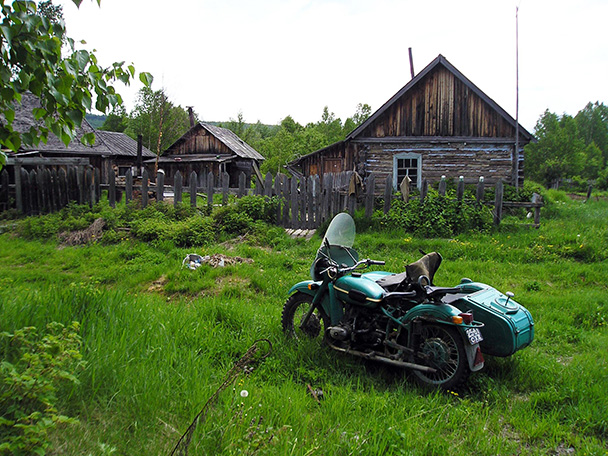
[{"left": 329, "top": 305, "right": 385, "bottom": 349}]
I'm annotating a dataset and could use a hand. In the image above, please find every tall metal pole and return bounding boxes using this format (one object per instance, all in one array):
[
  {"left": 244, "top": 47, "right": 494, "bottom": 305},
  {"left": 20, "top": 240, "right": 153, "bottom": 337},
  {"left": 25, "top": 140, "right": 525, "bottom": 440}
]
[{"left": 514, "top": 6, "right": 520, "bottom": 190}]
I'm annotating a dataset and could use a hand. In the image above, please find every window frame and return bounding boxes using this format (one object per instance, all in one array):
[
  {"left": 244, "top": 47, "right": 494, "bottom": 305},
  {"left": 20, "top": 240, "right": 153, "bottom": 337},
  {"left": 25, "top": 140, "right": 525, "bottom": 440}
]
[{"left": 392, "top": 152, "right": 422, "bottom": 190}]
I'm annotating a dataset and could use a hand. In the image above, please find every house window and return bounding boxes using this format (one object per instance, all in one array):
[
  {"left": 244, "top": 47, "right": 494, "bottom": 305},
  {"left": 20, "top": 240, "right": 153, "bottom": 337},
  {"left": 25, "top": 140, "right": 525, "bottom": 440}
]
[
  {"left": 118, "top": 166, "right": 132, "bottom": 177},
  {"left": 393, "top": 152, "right": 421, "bottom": 189}
]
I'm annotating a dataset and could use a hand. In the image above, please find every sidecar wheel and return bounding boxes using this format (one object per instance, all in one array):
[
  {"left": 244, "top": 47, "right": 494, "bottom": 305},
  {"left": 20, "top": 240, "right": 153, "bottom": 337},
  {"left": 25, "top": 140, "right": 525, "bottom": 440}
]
[
  {"left": 282, "top": 292, "right": 329, "bottom": 340},
  {"left": 412, "top": 324, "right": 468, "bottom": 389}
]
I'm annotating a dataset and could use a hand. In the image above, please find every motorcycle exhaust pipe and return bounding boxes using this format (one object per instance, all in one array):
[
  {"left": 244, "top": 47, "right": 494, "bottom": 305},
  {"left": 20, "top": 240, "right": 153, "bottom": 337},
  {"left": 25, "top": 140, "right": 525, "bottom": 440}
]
[{"left": 326, "top": 341, "right": 437, "bottom": 374}]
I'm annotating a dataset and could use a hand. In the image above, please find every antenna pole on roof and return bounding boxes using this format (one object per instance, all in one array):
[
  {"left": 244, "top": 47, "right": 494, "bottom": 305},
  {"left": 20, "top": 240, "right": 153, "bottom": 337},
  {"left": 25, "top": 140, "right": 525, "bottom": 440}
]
[
  {"left": 513, "top": 6, "right": 520, "bottom": 190},
  {"left": 408, "top": 48, "right": 415, "bottom": 79}
]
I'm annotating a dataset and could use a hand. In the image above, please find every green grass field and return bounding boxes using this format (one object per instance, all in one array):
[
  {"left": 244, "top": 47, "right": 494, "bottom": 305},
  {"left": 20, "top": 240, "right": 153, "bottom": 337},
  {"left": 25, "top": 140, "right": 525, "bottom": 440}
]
[{"left": 1, "top": 194, "right": 607, "bottom": 455}]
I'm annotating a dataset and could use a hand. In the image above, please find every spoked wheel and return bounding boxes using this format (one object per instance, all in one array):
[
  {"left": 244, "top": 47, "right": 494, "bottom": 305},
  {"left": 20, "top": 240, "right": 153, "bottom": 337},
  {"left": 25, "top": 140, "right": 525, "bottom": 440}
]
[
  {"left": 281, "top": 292, "right": 329, "bottom": 340},
  {"left": 413, "top": 324, "right": 469, "bottom": 389}
]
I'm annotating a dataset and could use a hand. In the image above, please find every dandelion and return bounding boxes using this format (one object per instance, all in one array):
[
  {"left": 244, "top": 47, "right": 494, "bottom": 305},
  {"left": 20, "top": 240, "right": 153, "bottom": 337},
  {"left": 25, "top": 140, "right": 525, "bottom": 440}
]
[{"left": 240, "top": 390, "right": 249, "bottom": 398}]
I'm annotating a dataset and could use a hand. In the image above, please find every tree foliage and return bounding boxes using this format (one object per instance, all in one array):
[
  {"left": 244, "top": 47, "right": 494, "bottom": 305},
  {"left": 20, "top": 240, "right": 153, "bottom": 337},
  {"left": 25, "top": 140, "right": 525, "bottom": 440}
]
[
  {"left": 0, "top": 0, "right": 152, "bottom": 170},
  {"left": 219, "top": 104, "right": 372, "bottom": 175},
  {"left": 127, "top": 87, "right": 191, "bottom": 155},
  {"left": 525, "top": 103, "right": 608, "bottom": 189}
]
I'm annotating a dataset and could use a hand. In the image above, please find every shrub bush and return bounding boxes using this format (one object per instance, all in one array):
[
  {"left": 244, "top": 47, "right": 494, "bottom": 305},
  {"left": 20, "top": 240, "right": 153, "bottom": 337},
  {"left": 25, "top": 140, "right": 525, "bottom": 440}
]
[
  {"left": 236, "top": 195, "right": 280, "bottom": 224},
  {"left": 376, "top": 196, "right": 492, "bottom": 237},
  {"left": 0, "top": 322, "right": 83, "bottom": 455}
]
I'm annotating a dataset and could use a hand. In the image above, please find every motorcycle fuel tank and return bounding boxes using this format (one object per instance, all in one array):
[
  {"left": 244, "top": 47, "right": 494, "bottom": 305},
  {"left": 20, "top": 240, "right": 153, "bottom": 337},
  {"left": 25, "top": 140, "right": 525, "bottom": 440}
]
[
  {"left": 333, "top": 272, "right": 390, "bottom": 308},
  {"left": 446, "top": 281, "right": 534, "bottom": 357}
]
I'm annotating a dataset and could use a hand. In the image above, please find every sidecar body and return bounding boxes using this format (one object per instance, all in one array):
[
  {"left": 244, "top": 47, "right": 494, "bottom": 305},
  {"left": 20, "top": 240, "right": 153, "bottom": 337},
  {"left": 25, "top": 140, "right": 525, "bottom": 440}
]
[{"left": 444, "top": 280, "right": 535, "bottom": 357}]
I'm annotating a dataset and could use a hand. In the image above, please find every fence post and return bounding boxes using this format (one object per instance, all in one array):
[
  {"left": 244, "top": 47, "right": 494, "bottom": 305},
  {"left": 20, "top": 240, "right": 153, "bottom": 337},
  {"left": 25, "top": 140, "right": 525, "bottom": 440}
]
[
  {"left": 15, "top": 164, "right": 23, "bottom": 213},
  {"left": 456, "top": 176, "right": 464, "bottom": 201},
  {"left": 142, "top": 168, "right": 149, "bottom": 208},
  {"left": 41, "top": 169, "right": 51, "bottom": 213},
  {"left": 222, "top": 172, "right": 229, "bottom": 206},
  {"left": 26, "top": 169, "right": 36, "bottom": 215},
  {"left": 532, "top": 192, "right": 542, "bottom": 227},
  {"left": 291, "top": 177, "right": 298, "bottom": 227},
  {"left": 438, "top": 175, "right": 446, "bottom": 197},
  {"left": 476, "top": 176, "right": 485, "bottom": 205},
  {"left": 263, "top": 173, "right": 273, "bottom": 198},
  {"left": 94, "top": 168, "right": 101, "bottom": 204},
  {"left": 157, "top": 170, "right": 165, "bottom": 202},
  {"left": 125, "top": 169, "right": 133, "bottom": 204},
  {"left": 85, "top": 167, "right": 94, "bottom": 207},
  {"left": 190, "top": 171, "right": 198, "bottom": 208},
  {"left": 494, "top": 180, "right": 504, "bottom": 226},
  {"left": 58, "top": 168, "right": 67, "bottom": 208},
  {"left": 325, "top": 173, "right": 334, "bottom": 219},
  {"left": 109, "top": 168, "right": 116, "bottom": 208},
  {"left": 299, "top": 177, "right": 307, "bottom": 226},
  {"left": 420, "top": 178, "right": 428, "bottom": 202},
  {"left": 365, "top": 173, "right": 375, "bottom": 218},
  {"left": 174, "top": 170, "right": 182, "bottom": 207},
  {"left": 207, "top": 171, "right": 214, "bottom": 211},
  {"left": 312, "top": 175, "right": 321, "bottom": 227},
  {"left": 307, "top": 176, "right": 315, "bottom": 228},
  {"left": 68, "top": 167, "right": 78, "bottom": 203},
  {"left": 77, "top": 166, "right": 85, "bottom": 205},
  {"left": 0, "top": 170, "right": 9, "bottom": 211},
  {"left": 383, "top": 174, "right": 392, "bottom": 214}
]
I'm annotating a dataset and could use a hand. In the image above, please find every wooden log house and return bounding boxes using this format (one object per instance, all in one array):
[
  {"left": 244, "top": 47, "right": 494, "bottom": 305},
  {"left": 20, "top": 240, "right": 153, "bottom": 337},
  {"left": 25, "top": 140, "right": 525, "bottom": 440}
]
[
  {"left": 150, "top": 122, "right": 265, "bottom": 188},
  {"left": 7, "top": 93, "right": 155, "bottom": 184},
  {"left": 287, "top": 55, "right": 535, "bottom": 192}
]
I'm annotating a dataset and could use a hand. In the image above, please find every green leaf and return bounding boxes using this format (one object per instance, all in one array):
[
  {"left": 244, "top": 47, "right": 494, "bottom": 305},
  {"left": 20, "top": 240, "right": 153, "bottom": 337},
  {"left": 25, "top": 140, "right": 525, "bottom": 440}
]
[
  {"left": 66, "top": 109, "right": 83, "bottom": 127},
  {"left": 82, "top": 132, "right": 96, "bottom": 146},
  {"left": 32, "top": 108, "right": 47, "bottom": 120},
  {"left": 139, "top": 72, "right": 153, "bottom": 87}
]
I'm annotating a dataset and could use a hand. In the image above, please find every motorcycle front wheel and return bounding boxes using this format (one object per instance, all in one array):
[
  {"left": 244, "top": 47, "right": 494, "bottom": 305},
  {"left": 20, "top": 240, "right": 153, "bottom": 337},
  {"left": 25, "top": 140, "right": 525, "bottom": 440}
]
[
  {"left": 412, "top": 324, "right": 469, "bottom": 389},
  {"left": 281, "top": 292, "right": 329, "bottom": 340}
]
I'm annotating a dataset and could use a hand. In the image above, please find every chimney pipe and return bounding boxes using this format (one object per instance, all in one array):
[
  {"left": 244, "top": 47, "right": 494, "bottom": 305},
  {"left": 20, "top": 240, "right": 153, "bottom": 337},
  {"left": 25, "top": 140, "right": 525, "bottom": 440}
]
[
  {"left": 137, "top": 134, "right": 143, "bottom": 177},
  {"left": 187, "top": 106, "right": 195, "bottom": 128}
]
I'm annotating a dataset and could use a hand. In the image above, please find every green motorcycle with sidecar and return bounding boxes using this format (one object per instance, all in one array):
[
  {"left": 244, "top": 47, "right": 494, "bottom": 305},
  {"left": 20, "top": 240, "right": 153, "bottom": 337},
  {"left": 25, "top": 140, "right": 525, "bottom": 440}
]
[{"left": 282, "top": 212, "right": 534, "bottom": 389}]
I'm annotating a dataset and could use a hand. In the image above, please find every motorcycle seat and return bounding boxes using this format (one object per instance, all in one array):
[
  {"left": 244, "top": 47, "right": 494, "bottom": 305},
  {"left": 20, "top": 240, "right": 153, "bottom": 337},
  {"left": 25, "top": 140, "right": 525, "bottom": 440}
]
[
  {"left": 424, "top": 286, "right": 463, "bottom": 299},
  {"left": 376, "top": 271, "right": 408, "bottom": 291},
  {"left": 383, "top": 290, "right": 417, "bottom": 300}
]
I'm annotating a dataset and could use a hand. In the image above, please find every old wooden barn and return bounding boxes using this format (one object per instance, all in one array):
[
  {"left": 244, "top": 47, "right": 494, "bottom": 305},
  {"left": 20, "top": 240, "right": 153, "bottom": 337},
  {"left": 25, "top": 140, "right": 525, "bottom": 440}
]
[
  {"left": 150, "top": 122, "right": 265, "bottom": 187},
  {"left": 287, "top": 55, "right": 534, "bottom": 191}
]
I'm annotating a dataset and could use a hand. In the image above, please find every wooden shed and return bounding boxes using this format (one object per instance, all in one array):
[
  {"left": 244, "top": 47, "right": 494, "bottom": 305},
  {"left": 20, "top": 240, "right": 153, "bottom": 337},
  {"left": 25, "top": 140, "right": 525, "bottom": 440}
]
[
  {"left": 151, "top": 122, "right": 265, "bottom": 187},
  {"left": 288, "top": 55, "right": 534, "bottom": 191}
]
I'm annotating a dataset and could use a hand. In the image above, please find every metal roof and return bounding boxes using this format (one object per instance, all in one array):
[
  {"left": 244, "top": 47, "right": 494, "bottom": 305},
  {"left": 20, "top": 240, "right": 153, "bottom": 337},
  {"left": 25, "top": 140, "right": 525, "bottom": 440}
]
[{"left": 95, "top": 130, "right": 156, "bottom": 158}]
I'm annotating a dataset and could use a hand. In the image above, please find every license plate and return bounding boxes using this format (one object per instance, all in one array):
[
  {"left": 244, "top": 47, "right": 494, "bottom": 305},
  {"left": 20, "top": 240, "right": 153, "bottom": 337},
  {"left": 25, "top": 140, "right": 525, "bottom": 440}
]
[{"left": 466, "top": 327, "right": 484, "bottom": 345}]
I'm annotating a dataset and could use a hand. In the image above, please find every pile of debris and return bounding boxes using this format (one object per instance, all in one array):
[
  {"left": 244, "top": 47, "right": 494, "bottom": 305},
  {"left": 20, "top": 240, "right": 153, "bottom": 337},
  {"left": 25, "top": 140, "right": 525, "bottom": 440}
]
[
  {"left": 58, "top": 218, "right": 105, "bottom": 247},
  {"left": 183, "top": 253, "right": 254, "bottom": 270}
]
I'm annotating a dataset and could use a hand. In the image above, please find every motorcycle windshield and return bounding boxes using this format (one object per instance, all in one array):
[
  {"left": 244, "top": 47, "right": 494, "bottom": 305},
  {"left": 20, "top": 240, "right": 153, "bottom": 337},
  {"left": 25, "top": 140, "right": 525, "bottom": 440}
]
[
  {"left": 322, "top": 212, "right": 356, "bottom": 248},
  {"left": 311, "top": 212, "right": 358, "bottom": 280}
]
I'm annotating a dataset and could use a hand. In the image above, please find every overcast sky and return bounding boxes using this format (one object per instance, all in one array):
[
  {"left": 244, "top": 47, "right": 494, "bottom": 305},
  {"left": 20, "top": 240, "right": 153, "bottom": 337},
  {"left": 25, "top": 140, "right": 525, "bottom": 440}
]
[{"left": 58, "top": 0, "right": 607, "bottom": 132}]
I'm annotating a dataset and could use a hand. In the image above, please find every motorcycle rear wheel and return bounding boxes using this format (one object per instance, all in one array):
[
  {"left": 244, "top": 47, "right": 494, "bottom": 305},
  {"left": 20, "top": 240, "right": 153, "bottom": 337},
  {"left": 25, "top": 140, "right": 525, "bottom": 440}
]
[
  {"left": 282, "top": 292, "right": 329, "bottom": 340},
  {"left": 412, "top": 324, "right": 469, "bottom": 390}
]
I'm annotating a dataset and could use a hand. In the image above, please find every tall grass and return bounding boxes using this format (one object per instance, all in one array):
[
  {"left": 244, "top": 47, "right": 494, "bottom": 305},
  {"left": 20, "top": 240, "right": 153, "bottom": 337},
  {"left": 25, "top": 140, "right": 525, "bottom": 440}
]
[{"left": 0, "top": 193, "right": 606, "bottom": 455}]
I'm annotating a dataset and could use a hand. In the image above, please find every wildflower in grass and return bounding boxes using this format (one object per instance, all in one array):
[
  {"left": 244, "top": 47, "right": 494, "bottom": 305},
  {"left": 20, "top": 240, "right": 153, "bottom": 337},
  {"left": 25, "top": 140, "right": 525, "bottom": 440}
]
[{"left": 240, "top": 390, "right": 249, "bottom": 398}]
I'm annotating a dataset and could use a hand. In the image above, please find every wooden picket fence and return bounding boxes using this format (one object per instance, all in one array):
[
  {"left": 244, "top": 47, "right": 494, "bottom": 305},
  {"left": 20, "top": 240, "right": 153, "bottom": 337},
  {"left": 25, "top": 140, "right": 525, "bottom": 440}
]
[{"left": 0, "top": 166, "right": 543, "bottom": 228}]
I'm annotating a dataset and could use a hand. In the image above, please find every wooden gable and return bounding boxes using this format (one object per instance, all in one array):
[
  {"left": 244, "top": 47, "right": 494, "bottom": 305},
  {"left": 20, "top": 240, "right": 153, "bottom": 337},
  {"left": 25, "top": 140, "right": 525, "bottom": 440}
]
[{"left": 349, "top": 55, "right": 533, "bottom": 142}]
